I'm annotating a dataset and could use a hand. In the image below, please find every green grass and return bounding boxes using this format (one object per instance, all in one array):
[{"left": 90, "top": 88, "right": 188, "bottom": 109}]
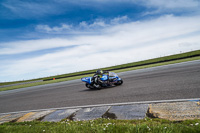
[
  {"left": 1, "top": 55, "right": 200, "bottom": 92},
  {"left": 0, "top": 78, "right": 44, "bottom": 86},
  {"left": 0, "top": 118, "right": 200, "bottom": 133},
  {"left": 0, "top": 74, "right": 91, "bottom": 92},
  {"left": 1, "top": 50, "right": 200, "bottom": 92},
  {"left": 114, "top": 55, "right": 200, "bottom": 73},
  {"left": 42, "top": 50, "right": 200, "bottom": 81},
  {"left": 1, "top": 50, "right": 200, "bottom": 85}
]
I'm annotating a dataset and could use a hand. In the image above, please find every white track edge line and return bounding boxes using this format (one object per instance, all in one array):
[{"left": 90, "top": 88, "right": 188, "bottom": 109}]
[{"left": 0, "top": 98, "right": 199, "bottom": 115}]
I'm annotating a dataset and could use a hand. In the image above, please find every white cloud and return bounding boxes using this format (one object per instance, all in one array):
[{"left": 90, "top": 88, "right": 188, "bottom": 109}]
[
  {"left": 1, "top": 15, "right": 200, "bottom": 81},
  {"left": 0, "top": 38, "right": 77, "bottom": 55},
  {"left": 36, "top": 24, "right": 72, "bottom": 33},
  {"left": 79, "top": 19, "right": 107, "bottom": 29},
  {"left": 142, "top": 0, "right": 199, "bottom": 9},
  {"left": 1, "top": 0, "right": 68, "bottom": 19},
  {"left": 79, "top": 16, "right": 128, "bottom": 29},
  {"left": 139, "top": 0, "right": 200, "bottom": 16},
  {"left": 34, "top": 16, "right": 128, "bottom": 35},
  {"left": 35, "top": 16, "right": 129, "bottom": 34},
  {"left": 74, "top": 0, "right": 199, "bottom": 9},
  {"left": 110, "top": 16, "right": 128, "bottom": 25}
]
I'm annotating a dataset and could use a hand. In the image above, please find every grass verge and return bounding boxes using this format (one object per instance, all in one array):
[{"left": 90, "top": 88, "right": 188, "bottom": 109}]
[
  {"left": 1, "top": 50, "right": 200, "bottom": 85},
  {"left": 42, "top": 50, "right": 200, "bottom": 81},
  {"left": 0, "top": 118, "right": 200, "bottom": 133},
  {"left": 1, "top": 55, "right": 200, "bottom": 92}
]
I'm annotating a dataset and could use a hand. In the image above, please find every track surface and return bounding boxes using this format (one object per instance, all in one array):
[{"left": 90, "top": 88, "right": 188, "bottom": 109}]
[{"left": 0, "top": 60, "right": 200, "bottom": 113}]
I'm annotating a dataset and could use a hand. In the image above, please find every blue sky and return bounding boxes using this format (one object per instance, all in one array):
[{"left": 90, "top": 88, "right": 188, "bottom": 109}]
[{"left": 0, "top": 0, "right": 200, "bottom": 82}]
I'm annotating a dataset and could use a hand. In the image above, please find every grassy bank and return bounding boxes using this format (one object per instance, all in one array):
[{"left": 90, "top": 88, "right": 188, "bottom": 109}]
[
  {"left": 42, "top": 50, "right": 200, "bottom": 81},
  {"left": 0, "top": 74, "right": 92, "bottom": 91},
  {"left": 1, "top": 55, "right": 200, "bottom": 92},
  {"left": 0, "top": 118, "right": 200, "bottom": 133},
  {"left": 1, "top": 50, "right": 200, "bottom": 85}
]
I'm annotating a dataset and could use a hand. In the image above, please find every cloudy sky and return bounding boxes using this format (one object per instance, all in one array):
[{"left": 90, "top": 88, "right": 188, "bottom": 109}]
[{"left": 0, "top": 0, "right": 200, "bottom": 82}]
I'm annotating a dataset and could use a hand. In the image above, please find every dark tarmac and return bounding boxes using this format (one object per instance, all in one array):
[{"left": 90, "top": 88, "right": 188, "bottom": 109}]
[{"left": 0, "top": 60, "right": 200, "bottom": 113}]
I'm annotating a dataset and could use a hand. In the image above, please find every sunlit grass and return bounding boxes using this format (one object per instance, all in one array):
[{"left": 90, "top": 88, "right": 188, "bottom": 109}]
[
  {"left": 0, "top": 118, "right": 200, "bottom": 133},
  {"left": 1, "top": 55, "right": 200, "bottom": 92},
  {"left": 115, "top": 56, "right": 200, "bottom": 73}
]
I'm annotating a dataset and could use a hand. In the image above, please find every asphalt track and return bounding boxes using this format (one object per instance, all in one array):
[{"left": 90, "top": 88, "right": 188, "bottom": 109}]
[{"left": 0, "top": 60, "right": 200, "bottom": 113}]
